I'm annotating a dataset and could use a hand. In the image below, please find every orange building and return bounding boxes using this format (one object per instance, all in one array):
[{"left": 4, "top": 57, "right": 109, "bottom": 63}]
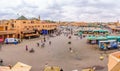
[
  {"left": 71, "top": 22, "right": 87, "bottom": 27},
  {"left": 0, "top": 16, "right": 58, "bottom": 40},
  {"left": 58, "top": 22, "right": 98, "bottom": 27},
  {"left": 108, "top": 51, "right": 120, "bottom": 71},
  {"left": 106, "top": 21, "right": 120, "bottom": 32},
  {"left": 58, "top": 22, "right": 69, "bottom": 26},
  {"left": 0, "top": 21, "right": 16, "bottom": 40},
  {"left": 58, "top": 22, "right": 88, "bottom": 27}
]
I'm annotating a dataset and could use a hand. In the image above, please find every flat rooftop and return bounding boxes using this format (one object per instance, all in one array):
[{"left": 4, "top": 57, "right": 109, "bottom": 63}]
[{"left": 111, "top": 51, "right": 120, "bottom": 59}]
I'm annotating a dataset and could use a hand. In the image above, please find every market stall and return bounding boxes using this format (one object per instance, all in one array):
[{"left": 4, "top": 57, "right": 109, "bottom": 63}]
[
  {"left": 0, "top": 66, "right": 11, "bottom": 71},
  {"left": 93, "top": 30, "right": 108, "bottom": 35},
  {"left": 11, "top": 62, "right": 32, "bottom": 71},
  {"left": 44, "top": 66, "right": 60, "bottom": 71},
  {"left": 87, "top": 36, "right": 97, "bottom": 44},
  {"left": 98, "top": 40, "right": 118, "bottom": 50},
  {"left": 106, "top": 36, "right": 117, "bottom": 40}
]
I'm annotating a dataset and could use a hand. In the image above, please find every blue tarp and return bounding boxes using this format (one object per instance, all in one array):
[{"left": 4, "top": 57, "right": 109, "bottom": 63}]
[{"left": 41, "top": 30, "right": 48, "bottom": 35}]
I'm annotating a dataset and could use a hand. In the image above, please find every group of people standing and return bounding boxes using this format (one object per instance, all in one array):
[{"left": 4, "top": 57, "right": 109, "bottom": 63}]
[
  {"left": 25, "top": 45, "right": 35, "bottom": 53},
  {"left": 25, "top": 35, "right": 52, "bottom": 53}
]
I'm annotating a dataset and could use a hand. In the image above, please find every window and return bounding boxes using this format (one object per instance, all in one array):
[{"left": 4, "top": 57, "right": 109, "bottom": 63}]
[
  {"left": 11, "top": 24, "right": 14, "bottom": 28},
  {"left": 5, "top": 26, "right": 8, "bottom": 30},
  {"left": 31, "top": 21, "right": 34, "bottom": 23},
  {"left": 24, "top": 26, "right": 27, "bottom": 28},
  {"left": 23, "top": 21, "right": 26, "bottom": 23},
  {"left": 27, "top": 28, "right": 29, "bottom": 30}
]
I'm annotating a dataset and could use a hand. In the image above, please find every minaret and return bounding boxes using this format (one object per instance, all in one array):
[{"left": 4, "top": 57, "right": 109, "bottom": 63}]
[{"left": 38, "top": 15, "right": 40, "bottom": 21}]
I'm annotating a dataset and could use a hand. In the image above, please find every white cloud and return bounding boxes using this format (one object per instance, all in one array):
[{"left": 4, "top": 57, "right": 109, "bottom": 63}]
[
  {"left": 0, "top": 0, "right": 120, "bottom": 22},
  {"left": 0, "top": 0, "right": 21, "bottom": 8}
]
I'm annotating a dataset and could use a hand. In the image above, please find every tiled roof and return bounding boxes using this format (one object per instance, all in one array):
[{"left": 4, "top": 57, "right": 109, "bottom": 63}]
[{"left": 17, "top": 15, "right": 28, "bottom": 20}]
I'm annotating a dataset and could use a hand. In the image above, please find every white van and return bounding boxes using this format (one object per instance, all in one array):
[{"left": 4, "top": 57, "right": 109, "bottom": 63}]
[{"left": 4, "top": 38, "right": 20, "bottom": 44}]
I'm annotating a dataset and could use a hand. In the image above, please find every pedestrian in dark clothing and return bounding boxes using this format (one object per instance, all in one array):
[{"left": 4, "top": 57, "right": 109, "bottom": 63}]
[
  {"left": 69, "top": 47, "right": 72, "bottom": 51},
  {"left": 60, "top": 68, "right": 63, "bottom": 71},
  {"left": 44, "top": 37, "right": 46, "bottom": 42},
  {"left": 8, "top": 64, "right": 12, "bottom": 69},
  {"left": 68, "top": 41, "right": 71, "bottom": 44},
  {"left": 69, "top": 47, "right": 73, "bottom": 53},
  {"left": 69, "top": 36, "right": 71, "bottom": 39},
  {"left": 37, "top": 43, "right": 39, "bottom": 47},
  {"left": 49, "top": 41, "right": 51, "bottom": 45},
  {"left": 41, "top": 43, "right": 44, "bottom": 48},
  {"left": 29, "top": 48, "right": 35, "bottom": 53},
  {"left": 0, "top": 59, "right": 3, "bottom": 65},
  {"left": 26, "top": 45, "right": 28, "bottom": 51}
]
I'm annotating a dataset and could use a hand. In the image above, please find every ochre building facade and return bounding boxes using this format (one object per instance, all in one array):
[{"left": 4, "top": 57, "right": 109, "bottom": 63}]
[{"left": 0, "top": 19, "right": 58, "bottom": 40}]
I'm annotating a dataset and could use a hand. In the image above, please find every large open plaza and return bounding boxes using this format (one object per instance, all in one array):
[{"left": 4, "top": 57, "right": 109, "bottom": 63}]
[{"left": 0, "top": 30, "right": 118, "bottom": 71}]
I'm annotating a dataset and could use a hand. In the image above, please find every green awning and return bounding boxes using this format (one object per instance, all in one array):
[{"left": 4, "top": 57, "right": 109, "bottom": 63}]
[
  {"left": 96, "top": 36, "right": 107, "bottom": 40},
  {"left": 116, "top": 36, "right": 120, "bottom": 39},
  {"left": 93, "top": 30, "right": 99, "bottom": 32},
  {"left": 116, "top": 36, "right": 120, "bottom": 42},
  {"left": 106, "top": 36, "right": 117, "bottom": 40},
  {"left": 87, "top": 36, "right": 96, "bottom": 40},
  {"left": 79, "top": 30, "right": 84, "bottom": 32},
  {"left": 79, "top": 32, "right": 83, "bottom": 35},
  {"left": 93, "top": 30, "right": 108, "bottom": 33},
  {"left": 99, "top": 30, "right": 108, "bottom": 33}
]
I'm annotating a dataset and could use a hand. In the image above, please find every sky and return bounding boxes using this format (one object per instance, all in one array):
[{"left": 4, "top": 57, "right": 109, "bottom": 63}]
[{"left": 0, "top": 0, "right": 120, "bottom": 22}]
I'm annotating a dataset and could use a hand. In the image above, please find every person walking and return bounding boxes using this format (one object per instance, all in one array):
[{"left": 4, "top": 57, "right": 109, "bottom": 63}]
[
  {"left": 0, "top": 59, "right": 3, "bottom": 65},
  {"left": 29, "top": 48, "right": 35, "bottom": 53},
  {"left": 69, "top": 36, "right": 71, "bottom": 39},
  {"left": 69, "top": 47, "right": 73, "bottom": 53},
  {"left": 60, "top": 68, "right": 63, "bottom": 71},
  {"left": 26, "top": 45, "right": 28, "bottom": 51},
  {"left": 44, "top": 37, "right": 46, "bottom": 42},
  {"left": 8, "top": 64, "right": 12, "bottom": 69},
  {"left": 41, "top": 43, "right": 45, "bottom": 48},
  {"left": 37, "top": 42, "right": 39, "bottom": 47},
  {"left": 49, "top": 41, "right": 51, "bottom": 45}
]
